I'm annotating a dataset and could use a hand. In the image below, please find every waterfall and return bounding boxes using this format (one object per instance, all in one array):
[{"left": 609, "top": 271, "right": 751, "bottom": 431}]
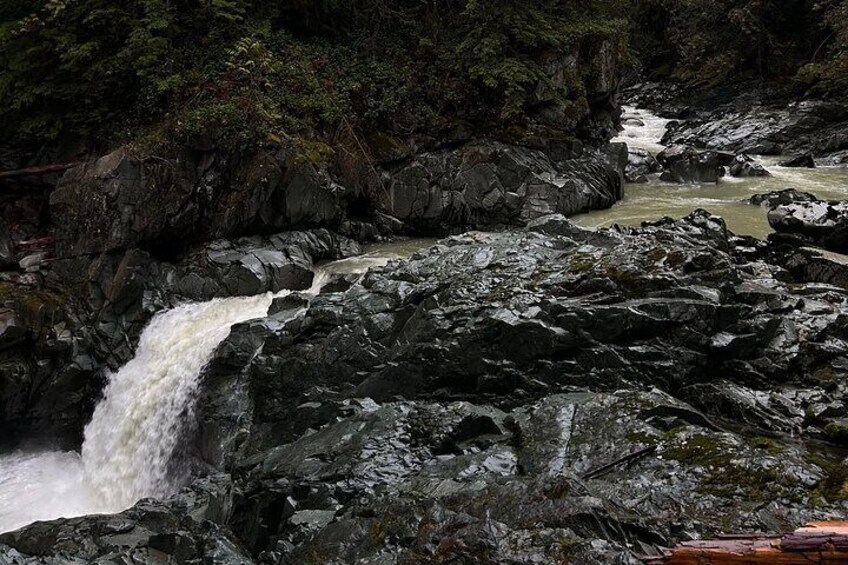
[
  {"left": 0, "top": 292, "right": 282, "bottom": 533},
  {"left": 0, "top": 241, "right": 431, "bottom": 534},
  {"left": 81, "top": 292, "right": 281, "bottom": 509}
]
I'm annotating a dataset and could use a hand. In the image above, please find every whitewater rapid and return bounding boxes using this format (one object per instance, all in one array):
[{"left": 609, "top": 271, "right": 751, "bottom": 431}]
[{"left": 0, "top": 241, "right": 430, "bottom": 534}]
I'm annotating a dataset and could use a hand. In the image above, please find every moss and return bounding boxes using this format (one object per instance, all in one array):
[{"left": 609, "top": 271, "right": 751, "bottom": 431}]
[
  {"left": 646, "top": 248, "right": 667, "bottom": 263},
  {"left": 750, "top": 436, "right": 786, "bottom": 455},
  {"left": 567, "top": 253, "right": 596, "bottom": 274},
  {"left": 368, "top": 511, "right": 408, "bottom": 545},
  {"left": 662, "top": 435, "right": 730, "bottom": 467},
  {"left": 662, "top": 434, "right": 799, "bottom": 502},
  {"left": 627, "top": 431, "right": 660, "bottom": 446},
  {"left": 824, "top": 422, "right": 848, "bottom": 446},
  {"left": 296, "top": 138, "right": 335, "bottom": 165},
  {"left": 665, "top": 251, "right": 686, "bottom": 269},
  {"left": 807, "top": 450, "right": 848, "bottom": 502},
  {"left": 605, "top": 265, "right": 642, "bottom": 287},
  {"left": 542, "top": 477, "right": 573, "bottom": 500}
]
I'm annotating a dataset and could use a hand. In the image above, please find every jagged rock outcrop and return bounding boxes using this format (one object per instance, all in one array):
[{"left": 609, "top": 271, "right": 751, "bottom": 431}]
[
  {"left": 769, "top": 200, "right": 848, "bottom": 254},
  {"left": 5, "top": 212, "right": 848, "bottom": 563},
  {"left": 385, "top": 141, "right": 622, "bottom": 231},
  {"left": 660, "top": 99, "right": 848, "bottom": 158},
  {"left": 50, "top": 145, "right": 356, "bottom": 258}
]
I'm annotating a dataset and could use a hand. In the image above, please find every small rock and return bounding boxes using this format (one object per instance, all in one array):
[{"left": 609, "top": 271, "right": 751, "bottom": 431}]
[
  {"left": 728, "top": 154, "right": 770, "bottom": 177},
  {"left": 19, "top": 252, "right": 49, "bottom": 272}
]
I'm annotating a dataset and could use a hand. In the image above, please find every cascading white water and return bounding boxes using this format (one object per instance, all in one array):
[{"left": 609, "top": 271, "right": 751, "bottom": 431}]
[
  {"left": 81, "top": 293, "right": 280, "bottom": 509},
  {"left": 0, "top": 292, "right": 282, "bottom": 533},
  {"left": 0, "top": 239, "right": 433, "bottom": 534},
  {"left": 612, "top": 106, "right": 672, "bottom": 154}
]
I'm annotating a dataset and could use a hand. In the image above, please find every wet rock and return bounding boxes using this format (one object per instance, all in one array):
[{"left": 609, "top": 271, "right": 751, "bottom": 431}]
[
  {"left": 189, "top": 210, "right": 848, "bottom": 467},
  {"left": 747, "top": 189, "right": 818, "bottom": 208},
  {"left": 7, "top": 210, "right": 848, "bottom": 562},
  {"left": 602, "top": 141, "right": 629, "bottom": 183},
  {"left": 820, "top": 149, "right": 848, "bottom": 166},
  {"left": 657, "top": 145, "right": 734, "bottom": 184},
  {"left": 0, "top": 228, "right": 361, "bottom": 450},
  {"left": 768, "top": 200, "right": 848, "bottom": 253},
  {"left": 318, "top": 273, "right": 359, "bottom": 294},
  {"left": 268, "top": 293, "right": 310, "bottom": 316},
  {"left": 0, "top": 475, "right": 252, "bottom": 564},
  {"left": 728, "top": 154, "right": 770, "bottom": 177},
  {"left": 781, "top": 246, "right": 848, "bottom": 289},
  {"left": 779, "top": 153, "right": 816, "bottom": 168},
  {"left": 50, "top": 145, "right": 354, "bottom": 258},
  {"left": 625, "top": 147, "right": 660, "bottom": 183},
  {"left": 18, "top": 252, "right": 48, "bottom": 272},
  {"left": 387, "top": 141, "right": 622, "bottom": 230},
  {"left": 660, "top": 99, "right": 848, "bottom": 157}
]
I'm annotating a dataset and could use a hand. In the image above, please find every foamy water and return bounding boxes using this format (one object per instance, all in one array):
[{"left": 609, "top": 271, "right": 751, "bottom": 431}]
[{"left": 0, "top": 241, "right": 432, "bottom": 534}]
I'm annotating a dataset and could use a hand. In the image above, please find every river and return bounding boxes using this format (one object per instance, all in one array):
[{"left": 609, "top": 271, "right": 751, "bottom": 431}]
[{"left": 576, "top": 106, "right": 848, "bottom": 238}]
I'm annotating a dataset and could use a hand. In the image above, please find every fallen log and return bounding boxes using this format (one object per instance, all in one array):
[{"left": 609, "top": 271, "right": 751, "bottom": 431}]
[
  {"left": 0, "top": 162, "right": 79, "bottom": 180},
  {"left": 645, "top": 522, "right": 848, "bottom": 564}
]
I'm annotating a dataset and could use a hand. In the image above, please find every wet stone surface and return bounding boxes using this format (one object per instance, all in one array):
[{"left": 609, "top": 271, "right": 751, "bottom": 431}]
[{"left": 4, "top": 211, "right": 848, "bottom": 563}]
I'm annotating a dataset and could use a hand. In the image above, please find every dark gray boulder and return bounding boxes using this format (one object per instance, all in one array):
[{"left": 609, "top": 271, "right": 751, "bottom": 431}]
[
  {"left": 657, "top": 145, "right": 734, "bottom": 184},
  {"left": 602, "top": 141, "right": 629, "bottom": 183},
  {"left": 0, "top": 475, "right": 252, "bottom": 564},
  {"left": 625, "top": 147, "right": 660, "bottom": 183},
  {"left": 747, "top": 189, "right": 818, "bottom": 208},
  {"left": 728, "top": 154, "right": 770, "bottom": 177},
  {"left": 768, "top": 200, "right": 848, "bottom": 253},
  {"left": 50, "top": 145, "right": 354, "bottom": 258}
]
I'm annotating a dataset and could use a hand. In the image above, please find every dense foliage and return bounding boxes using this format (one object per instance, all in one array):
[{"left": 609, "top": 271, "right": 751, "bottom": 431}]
[
  {"left": 0, "top": 0, "right": 628, "bottom": 151},
  {"left": 630, "top": 0, "right": 848, "bottom": 94},
  {"left": 2, "top": 0, "right": 847, "bottom": 154}
]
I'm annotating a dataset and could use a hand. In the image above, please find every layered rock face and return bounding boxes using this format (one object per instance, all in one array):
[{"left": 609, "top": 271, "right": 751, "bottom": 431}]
[
  {"left": 50, "top": 145, "right": 356, "bottom": 258},
  {"left": 659, "top": 99, "right": 848, "bottom": 162},
  {"left": 5, "top": 211, "right": 848, "bottom": 563},
  {"left": 386, "top": 141, "right": 622, "bottom": 230}
]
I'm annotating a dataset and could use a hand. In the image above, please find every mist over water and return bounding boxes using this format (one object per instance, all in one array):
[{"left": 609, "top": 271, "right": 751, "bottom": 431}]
[
  {"left": 577, "top": 106, "right": 848, "bottom": 238},
  {"left": 0, "top": 241, "right": 431, "bottom": 534}
]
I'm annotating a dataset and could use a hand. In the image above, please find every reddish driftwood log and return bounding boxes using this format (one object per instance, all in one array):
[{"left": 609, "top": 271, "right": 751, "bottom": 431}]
[
  {"left": 645, "top": 522, "right": 848, "bottom": 564},
  {"left": 0, "top": 161, "right": 79, "bottom": 180}
]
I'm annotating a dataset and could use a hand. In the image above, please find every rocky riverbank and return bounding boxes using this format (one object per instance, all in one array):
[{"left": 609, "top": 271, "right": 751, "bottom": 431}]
[
  {"left": 3, "top": 71, "right": 848, "bottom": 564},
  {"left": 3, "top": 207, "right": 848, "bottom": 563}
]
